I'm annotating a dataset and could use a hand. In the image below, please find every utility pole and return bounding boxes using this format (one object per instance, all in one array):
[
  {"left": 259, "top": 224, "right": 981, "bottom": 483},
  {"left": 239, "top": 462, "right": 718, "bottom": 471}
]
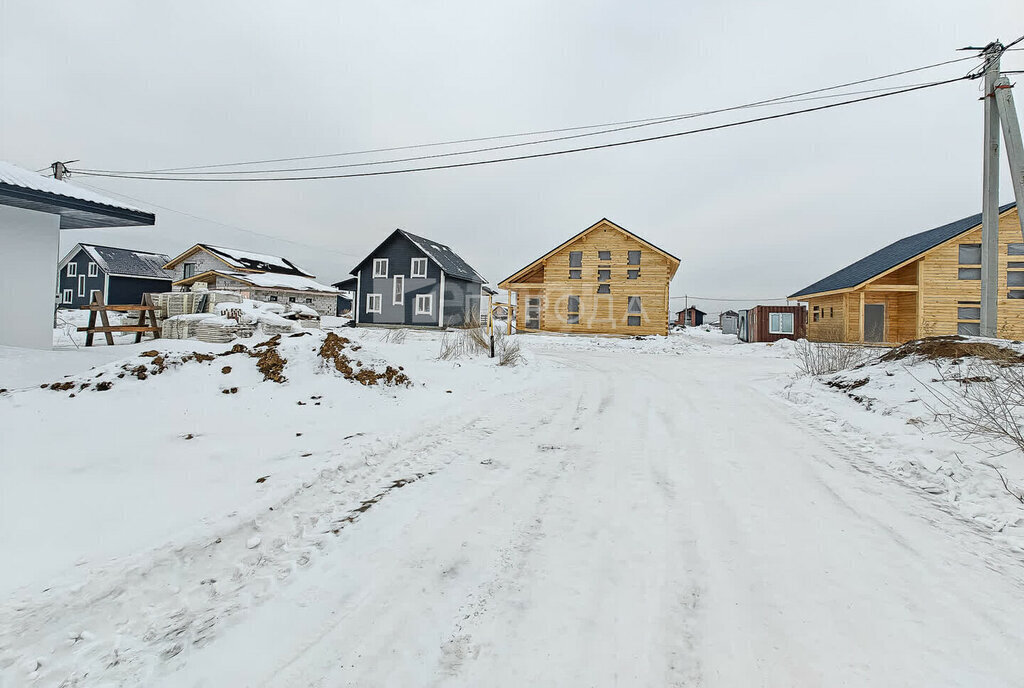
[
  {"left": 50, "top": 161, "right": 69, "bottom": 180},
  {"left": 994, "top": 75, "right": 1024, "bottom": 232},
  {"left": 980, "top": 42, "right": 1002, "bottom": 337}
]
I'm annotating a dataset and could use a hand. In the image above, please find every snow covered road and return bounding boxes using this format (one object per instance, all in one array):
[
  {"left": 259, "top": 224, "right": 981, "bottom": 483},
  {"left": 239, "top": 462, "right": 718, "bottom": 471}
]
[{"left": 154, "top": 348, "right": 1024, "bottom": 687}]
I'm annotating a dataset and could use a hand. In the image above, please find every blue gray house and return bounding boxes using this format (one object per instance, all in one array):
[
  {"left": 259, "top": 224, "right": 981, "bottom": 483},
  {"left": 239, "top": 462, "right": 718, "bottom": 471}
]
[
  {"left": 57, "top": 243, "right": 172, "bottom": 308},
  {"left": 351, "top": 230, "right": 486, "bottom": 328}
]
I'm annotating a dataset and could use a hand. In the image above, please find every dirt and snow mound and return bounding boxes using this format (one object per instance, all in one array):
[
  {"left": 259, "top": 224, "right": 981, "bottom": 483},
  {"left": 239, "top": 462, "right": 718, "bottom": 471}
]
[{"left": 880, "top": 335, "right": 1024, "bottom": 365}]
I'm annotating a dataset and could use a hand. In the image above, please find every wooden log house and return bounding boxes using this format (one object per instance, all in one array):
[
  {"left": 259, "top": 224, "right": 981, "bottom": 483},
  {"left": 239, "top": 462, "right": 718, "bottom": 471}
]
[
  {"left": 790, "top": 203, "right": 1022, "bottom": 344},
  {"left": 498, "top": 219, "right": 680, "bottom": 336}
]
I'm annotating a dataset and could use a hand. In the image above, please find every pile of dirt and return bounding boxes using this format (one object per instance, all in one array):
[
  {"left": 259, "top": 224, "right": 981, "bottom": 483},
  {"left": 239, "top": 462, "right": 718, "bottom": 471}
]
[
  {"left": 318, "top": 332, "right": 411, "bottom": 387},
  {"left": 880, "top": 336, "right": 1024, "bottom": 365}
]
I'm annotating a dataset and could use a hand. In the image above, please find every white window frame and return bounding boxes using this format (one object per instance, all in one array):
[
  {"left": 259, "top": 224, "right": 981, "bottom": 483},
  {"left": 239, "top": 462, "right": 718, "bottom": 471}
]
[
  {"left": 366, "top": 293, "right": 382, "bottom": 314},
  {"left": 66, "top": 262, "right": 77, "bottom": 277},
  {"left": 393, "top": 275, "right": 405, "bottom": 305},
  {"left": 373, "top": 258, "right": 389, "bottom": 278},
  {"left": 62, "top": 289, "right": 73, "bottom": 304},
  {"left": 77, "top": 274, "right": 86, "bottom": 297},
  {"left": 87, "top": 262, "right": 98, "bottom": 277},
  {"left": 415, "top": 293, "right": 433, "bottom": 316},
  {"left": 769, "top": 312, "right": 795, "bottom": 334},
  {"left": 410, "top": 257, "right": 427, "bottom": 278}
]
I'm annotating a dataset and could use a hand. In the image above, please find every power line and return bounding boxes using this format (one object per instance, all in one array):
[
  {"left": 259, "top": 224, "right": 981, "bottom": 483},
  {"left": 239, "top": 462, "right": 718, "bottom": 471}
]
[
  {"left": 670, "top": 296, "right": 790, "bottom": 302},
  {"left": 76, "top": 81, "right": 953, "bottom": 178},
  {"left": 79, "top": 55, "right": 977, "bottom": 176},
  {"left": 70, "top": 77, "right": 968, "bottom": 183},
  {"left": 73, "top": 180, "right": 364, "bottom": 261}
]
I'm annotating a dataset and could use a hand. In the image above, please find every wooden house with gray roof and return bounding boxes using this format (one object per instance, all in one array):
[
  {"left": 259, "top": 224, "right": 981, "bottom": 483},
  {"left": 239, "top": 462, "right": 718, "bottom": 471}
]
[{"left": 790, "top": 203, "right": 1021, "bottom": 343}]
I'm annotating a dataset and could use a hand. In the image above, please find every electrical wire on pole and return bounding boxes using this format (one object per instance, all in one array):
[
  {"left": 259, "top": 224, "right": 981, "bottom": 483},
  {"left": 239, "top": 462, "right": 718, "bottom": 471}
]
[
  {"left": 74, "top": 55, "right": 979, "bottom": 178},
  {"left": 68, "top": 77, "right": 970, "bottom": 183}
]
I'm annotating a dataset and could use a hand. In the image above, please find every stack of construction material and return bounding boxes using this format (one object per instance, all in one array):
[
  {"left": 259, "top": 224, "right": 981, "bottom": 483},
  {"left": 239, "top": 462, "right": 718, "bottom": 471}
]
[
  {"left": 156, "top": 292, "right": 199, "bottom": 318},
  {"left": 287, "top": 302, "right": 322, "bottom": 329},
  {"left": 195, "top": 317, "right": 239, "bottom": 343},
  {"left": 162, "top": 313, "right": 216, "bottom": 339},
  {"left": 205, "top": 291, "right": 243, "bottom": 313}
]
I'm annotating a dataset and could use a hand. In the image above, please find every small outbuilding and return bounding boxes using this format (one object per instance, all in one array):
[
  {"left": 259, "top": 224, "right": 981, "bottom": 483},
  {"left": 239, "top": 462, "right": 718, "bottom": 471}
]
[
  {"left": 332, "top": 277, "right": 357, "bottom": 316},
  {"left": 57, "top": 243, "right": 172, "bottom": 309},
  {"left": 719, "top": 310, "right": 739, "bottom": 335},
  {"left": 675, "top": 306, "right": 706, "bottom": 327},
  {"left": 0, "top": 161, "right": 155, "bottom": 348},
  {"left": 737, "top": 305, "right": 807, "bottom": 343}
]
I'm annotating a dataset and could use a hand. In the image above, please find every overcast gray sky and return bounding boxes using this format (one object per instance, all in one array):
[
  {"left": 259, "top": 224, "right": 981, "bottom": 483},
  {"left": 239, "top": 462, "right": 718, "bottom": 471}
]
[{"left": 2, "top": 1, "right": 1021, "bottom": 315}]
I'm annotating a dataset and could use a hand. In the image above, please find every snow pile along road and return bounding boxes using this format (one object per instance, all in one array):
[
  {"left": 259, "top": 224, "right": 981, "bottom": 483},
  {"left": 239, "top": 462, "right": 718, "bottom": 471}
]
[{"left": 778, "top": 336, "right": 1024, "bottom": 554}]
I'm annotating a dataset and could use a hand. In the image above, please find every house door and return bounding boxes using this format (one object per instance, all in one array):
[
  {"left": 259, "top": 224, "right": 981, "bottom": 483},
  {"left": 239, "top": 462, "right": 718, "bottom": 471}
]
[
  {"left": 526, "top": 298, "right": 540, "bottom": 329},
  {"left": 864, "top": 304, "right": 885, "bottom": 343}
]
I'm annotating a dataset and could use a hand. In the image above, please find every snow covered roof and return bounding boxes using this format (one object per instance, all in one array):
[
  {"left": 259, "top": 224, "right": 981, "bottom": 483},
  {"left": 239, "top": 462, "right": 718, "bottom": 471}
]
[
  {"left": 790, "top": 202, "right": 1019, "bottom": 298},
  {"left": 175, "top": 270, "right": 339, "bottom": 293},
  {"left": 59, "top": 243, "right": 173, "bottom": 279},
  {"left": 201, "top": 245, "right": 314, "bottom": 277},
  {"left": 0, "top": 160, "right": 154, "bottom": 229}
]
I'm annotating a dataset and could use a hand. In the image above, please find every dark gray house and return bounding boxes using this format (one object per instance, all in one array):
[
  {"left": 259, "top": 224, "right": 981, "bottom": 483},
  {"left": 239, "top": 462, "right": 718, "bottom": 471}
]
[
  {"left": 57, "top": 243, "right": 172, "bottom": 308},
  {"left": 351, "top": 229, "right": 486, "bottom": 328}
]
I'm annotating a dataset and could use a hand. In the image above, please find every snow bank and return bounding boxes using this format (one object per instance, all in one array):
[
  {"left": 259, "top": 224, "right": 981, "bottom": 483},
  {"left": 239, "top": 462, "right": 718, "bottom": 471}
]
[{"left": 775, "top": 341, "right": 1024, "bottom": 553}]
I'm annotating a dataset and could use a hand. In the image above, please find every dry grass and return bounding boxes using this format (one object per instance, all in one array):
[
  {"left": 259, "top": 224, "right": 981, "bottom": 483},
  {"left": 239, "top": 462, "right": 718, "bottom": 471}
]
[
  {"left": 379, "top": 328, "right": 407, "bottom": 344},
  {"left": 794, "top": 340, "right": 876, "bottom": 376}
]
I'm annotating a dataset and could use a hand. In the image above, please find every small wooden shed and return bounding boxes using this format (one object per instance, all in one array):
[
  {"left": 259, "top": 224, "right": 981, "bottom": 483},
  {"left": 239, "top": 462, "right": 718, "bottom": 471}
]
[
  {"left": 737, "top": 305, "right": 806, "bottom": 343},
  {"left": 675, "top": 306, "right": 706, "bottom": 327},
  {"left": 719, "top": 310, "right": 739, "bottom": 335}
]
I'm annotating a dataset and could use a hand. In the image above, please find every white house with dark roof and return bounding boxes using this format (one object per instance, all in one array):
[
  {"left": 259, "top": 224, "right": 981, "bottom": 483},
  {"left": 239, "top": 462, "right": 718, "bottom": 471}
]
[
  {"left": 0, "top": 161, "right": 155, "bottom": 348},
  {"left": 164, "top": 243, "right": 340, "bottom": 315},
  {"left": 56, "top": 243, "right": 172, "bottom": 309}
]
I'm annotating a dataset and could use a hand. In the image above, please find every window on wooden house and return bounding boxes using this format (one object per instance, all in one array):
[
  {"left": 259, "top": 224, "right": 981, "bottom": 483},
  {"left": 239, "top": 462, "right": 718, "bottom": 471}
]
[
  {"left": 1008, "top": 271, "right": 1024, "bottom": 287},
  {"left": 373, "top": 258, "right": 389, "bottom": 278},
  {"left": 411, "top": 258, "right": 427, "bottom": 278},
  {"left": 598, "top": 250, "right": 611, "bottom": 261},
  {"left": 62, "top": 289, "right": 73, "bottom": 304},
  {"left": 569, "top": 270, "right": 582, "bottom": 279},
  {"left": 87, "top": 262, "right": 98, "bottom": 277},
  {"left": 628, "top": 250, "right": 641, "bottom": 265},
  {"left": 769, "top": 312, "right": 794, "bottom": 334},
  {"left": 1009, "top": 244, "right": 1024, "bottom": 256},
  {"left": 66, "top": 262, "right": 77, "bottom": 277},
  {"left": 627, "top": 269, "right": 639, "bottom": 280},
  {"left": 812, "top": 306, "right": 820, "bottom": 322},
  {"left": 1009, "top": 262, "right": 1024, "bottom": 269},
  {"left": 567, "top": 295, "right": 580, "bottom": 324},
  {"left": 597, "top": 284, "right": 610, "bottom": 294},
  {"left": 627, "top": 296, "right": 642, "bottom": 326},
  {"left": 415, "top": 294, "right": 433, "bottom": 315},
  {"left": 598, "top": 269, "right": 611, "bottom": 282},
  {"left": 1009, "top": 291, "right": 1024, "bottom": 299},
  {"left": 830, "top": 307, "right": 834, "bottom": 318},
  {"left": 393, "top": 275, "right": 405, "bottom": 305},
  {"left": 569, "top": 251, "right": 582, "bottom": 268},
  {"left": 958, "top": 243, "right": 981, "bottom": 280},
  {"left": 183, "top": 262, "right": 196, "bottom": 279},
  {"left": 957, "top": 301, "right": 981, "bottom": 336},
  {"left": 77, "top": 275, "right": 85, "bottom": 297},
  {"left": 366, "top": 293, "right": 382, "bottom": 313}
]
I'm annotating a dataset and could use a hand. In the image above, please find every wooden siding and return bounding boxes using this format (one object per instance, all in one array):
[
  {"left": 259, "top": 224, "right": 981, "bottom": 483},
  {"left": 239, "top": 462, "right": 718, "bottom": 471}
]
[
  {"left": 505, "top": 221, "right": 677, "bottom": 336},
  {"left": 801, "top": 207, "right": 1024, "bottom": 344},
  {"left": 805, "top": 293, "right": 846, "bottom": 342},
  {"left": 919, "top": 208, "right": 1024, "bottom": 339}
]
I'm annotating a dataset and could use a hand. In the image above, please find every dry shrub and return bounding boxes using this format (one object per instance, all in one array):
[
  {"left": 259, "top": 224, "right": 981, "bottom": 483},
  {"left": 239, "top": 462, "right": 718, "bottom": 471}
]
[
  {"left": 795, "top": 340, "right": 876, "bottom": 376},
  {"left": 380, "top": 328, "right": 407, "bottom": 344}
]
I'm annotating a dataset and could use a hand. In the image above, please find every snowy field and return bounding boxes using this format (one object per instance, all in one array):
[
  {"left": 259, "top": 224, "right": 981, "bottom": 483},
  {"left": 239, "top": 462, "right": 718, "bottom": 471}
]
[{"left": 1, "top": 324, "right": 1024, "bottom": 686}]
